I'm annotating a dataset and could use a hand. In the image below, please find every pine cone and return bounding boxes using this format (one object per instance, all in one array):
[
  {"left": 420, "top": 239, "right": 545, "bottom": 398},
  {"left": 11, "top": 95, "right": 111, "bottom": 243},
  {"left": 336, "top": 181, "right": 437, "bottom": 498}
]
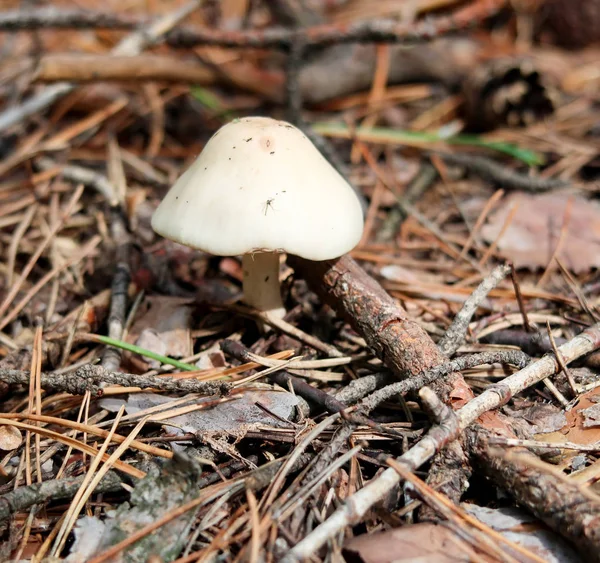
[{"left": 462, "top": 58, "right": 558, "bottom": 131}]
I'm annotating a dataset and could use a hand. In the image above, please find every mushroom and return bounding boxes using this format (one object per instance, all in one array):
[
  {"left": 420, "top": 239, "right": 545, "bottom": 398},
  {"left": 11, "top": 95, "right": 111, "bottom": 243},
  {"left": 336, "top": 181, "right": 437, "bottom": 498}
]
[{"left": 151, "top": 116, "right": 364, "bottom": 319}]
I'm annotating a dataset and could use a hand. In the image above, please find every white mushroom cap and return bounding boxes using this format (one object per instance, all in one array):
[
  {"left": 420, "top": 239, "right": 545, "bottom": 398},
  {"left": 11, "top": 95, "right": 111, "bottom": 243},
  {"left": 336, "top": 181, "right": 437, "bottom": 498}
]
[{"left": 151, "top": 116, "right": 364, "bottom": 261}]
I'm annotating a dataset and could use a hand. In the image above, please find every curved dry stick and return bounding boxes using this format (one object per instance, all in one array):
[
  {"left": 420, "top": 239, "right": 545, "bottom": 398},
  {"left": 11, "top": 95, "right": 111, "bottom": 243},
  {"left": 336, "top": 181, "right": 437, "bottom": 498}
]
[{"left": 284, "top": 323, "right": 600, "bottom": 560}]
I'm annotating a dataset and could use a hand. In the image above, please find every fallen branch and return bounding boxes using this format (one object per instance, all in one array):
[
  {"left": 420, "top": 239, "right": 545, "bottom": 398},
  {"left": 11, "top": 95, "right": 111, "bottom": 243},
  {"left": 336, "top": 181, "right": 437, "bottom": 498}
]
[
  {"left": 0, "top": 7, "right": 140, "bottom": 31},
  {"left": 355, "top": 349, "right": 530, "bottom": 414},
  {"left": 0, "top": 472, "right": 123, "bottom": 525},
  {"left": 289, "top": 253, "right": 476, "bottom": 516},
  {"left": 437, "top": 263, "right": 512, "bottom": 357},
  {"left": 167, "top": 0, "right": 506, "bottom": 50},
  {"left": 32, "top": 54, "right": 215, "bottom": 84},
  {"left": 0, "top": 364, "right": 230, "bottom": 396},
  {"left": 284, "top": 323, "right": 600, "bottom": 560},
  {"left": 471, "top": 431, "right": 600, "bottom": 562},
  {"left": 436, "top": 152, "right": 568, "bottom": 192},
  {"left": 482, "top": 328, "right": 600, "bottom": 370},
  {"left": 101, "top": 209, "right": 132, "bottom": 371},
  {"left": 288, "top": 255, "right": 470, "bottom": 401}
]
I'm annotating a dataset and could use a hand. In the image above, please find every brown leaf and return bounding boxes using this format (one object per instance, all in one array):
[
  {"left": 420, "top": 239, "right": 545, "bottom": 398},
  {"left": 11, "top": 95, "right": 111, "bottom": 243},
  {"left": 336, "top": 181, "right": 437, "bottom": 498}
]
[
  {"left": 343, "top": 523, "right": 469, "bottom": 563},
  {"left": 538, "top": 389, "right": 600, "bottom": 452},
  {"left": 127, "top": 296, "right": 194, "bottom": 360},
  {"left": 481, "top": 193, "right": 600, "bottom": 272},
  {"left": 505, "top": 402, "right": 567, "bottom": 435},
  {"left": 0, "top": 425, "right": 22, "bottom": 451}
]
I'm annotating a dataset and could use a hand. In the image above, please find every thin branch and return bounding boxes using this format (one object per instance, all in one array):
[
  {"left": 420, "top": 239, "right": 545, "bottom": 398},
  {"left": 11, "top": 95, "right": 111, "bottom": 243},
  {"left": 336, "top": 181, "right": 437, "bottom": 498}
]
[
  {"left": 356, "top": 350, "right": 530, "bottom": 415},
  {"left": 437, "top": 263, "right": 512, "bottom": 356},
  {"left": 435, "top": 152, "right": 567, "bottom": 192},
  {"left": 510, "top": 264, "right": 532, "bottom": 332},
  {"left": 32, "top": 54, "right": 215, "bottom": 84},
  {"left": 0, "top": 364, "right": 230, "bottom": 396},
  {"left": 35, "top": 157, "right": 116, "bottom": 203},
  {"left": 0, "top": 8, "right": 141, "bottom": 31},
  {"left": 546, "top": 321, "right": 578, "bottom": 396},
  {"left": 488, "top": 436, "right": 600, "bottom": 452},
  {"left": 284, "top": 323, "right": 600, "bottom": 560},
  {"left": 101, "top": 209, "right": 132, "bottom": 372},
  {"left": 0, "top": 472, "right": 123, "bottom": 524},
  {"left": 167, "top": 0, "right": 506, "bottom": 49}
]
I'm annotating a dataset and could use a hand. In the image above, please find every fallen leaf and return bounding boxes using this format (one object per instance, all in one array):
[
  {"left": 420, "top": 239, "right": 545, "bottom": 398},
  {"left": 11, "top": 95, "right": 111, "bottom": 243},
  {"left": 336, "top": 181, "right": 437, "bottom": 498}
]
[
  {"left": 193, "top": 340, "right": 226, "bottom": 370},
  {"left": 128, "top": 296, "right": 194, "bottom": 360},
  {"left": 481, "top": 193, "right": 600, "bottom": 272},
  {"left": 581, "top": 402, "right": 600, "bottom": 428},
  {"left": 505, "top": 402, "right": 567, "bottom": 435},
  {"left": 101, "top": 388, "right": 300, "bottom": 440},
  {"left": 134, "top": 328, "right": 168, "bottom": 369},
  {"left": 343, "top": 523, "right": 470, "bottom": 562},
  {"left": 532, "top": 389, "right": 600, "bottom": 466},
  {"left": 67, "top": 516, "right": 106, "bottom": 563},
  {"left": 558, "top": 389, "right": 600, "bottom": 445},
  {"left": 0, "top": 426, "right": 22, "bottom": 451}
]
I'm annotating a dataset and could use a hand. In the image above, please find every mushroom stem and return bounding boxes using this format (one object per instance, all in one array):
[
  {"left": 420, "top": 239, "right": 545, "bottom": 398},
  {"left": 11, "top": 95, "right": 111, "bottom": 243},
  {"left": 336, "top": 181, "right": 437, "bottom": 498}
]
[{"left": 242, "top": 252, "right": 285, "bottom": 318}]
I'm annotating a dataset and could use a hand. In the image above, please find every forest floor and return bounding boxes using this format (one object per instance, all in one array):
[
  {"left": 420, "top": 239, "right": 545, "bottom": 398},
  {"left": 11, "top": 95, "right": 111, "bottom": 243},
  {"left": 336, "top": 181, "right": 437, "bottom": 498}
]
[{"left": 1, "top": 1, "right": 600, "bottom": 561}]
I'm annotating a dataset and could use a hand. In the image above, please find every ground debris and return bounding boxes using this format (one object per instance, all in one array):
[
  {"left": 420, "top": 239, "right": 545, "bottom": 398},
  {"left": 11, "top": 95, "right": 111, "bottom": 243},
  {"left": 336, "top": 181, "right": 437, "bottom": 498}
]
[
  {"left": 88, "top": 454, "right": 204, "bottom": 563},
  {"left": 101, "top": 388, "right": 301, "bottom": 440},
  {"left": 1, "top": 0, "right": 600, "bottom": 561}
]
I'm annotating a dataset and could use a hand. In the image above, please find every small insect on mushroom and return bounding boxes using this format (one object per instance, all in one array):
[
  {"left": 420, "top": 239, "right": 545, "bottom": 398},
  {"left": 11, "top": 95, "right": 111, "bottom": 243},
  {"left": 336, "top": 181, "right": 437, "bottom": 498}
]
[{"left": 263, "top": 198, "right": 275, "bottom": 216}]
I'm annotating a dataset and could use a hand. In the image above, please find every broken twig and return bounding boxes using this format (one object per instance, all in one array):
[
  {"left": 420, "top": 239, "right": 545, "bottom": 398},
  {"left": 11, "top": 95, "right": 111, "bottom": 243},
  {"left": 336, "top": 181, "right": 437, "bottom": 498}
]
[
  {"left": 284, "top": 323, "right": 600, "bottom": 560},
  {"left": 437, "top": 263, "right": 512, "bottom": 356}
]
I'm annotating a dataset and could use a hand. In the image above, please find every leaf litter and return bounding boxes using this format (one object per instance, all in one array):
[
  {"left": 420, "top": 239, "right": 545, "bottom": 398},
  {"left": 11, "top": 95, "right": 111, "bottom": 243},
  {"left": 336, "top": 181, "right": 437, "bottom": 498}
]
[{"left": 1, "top": 1, "right": 600, "bottom": 562}]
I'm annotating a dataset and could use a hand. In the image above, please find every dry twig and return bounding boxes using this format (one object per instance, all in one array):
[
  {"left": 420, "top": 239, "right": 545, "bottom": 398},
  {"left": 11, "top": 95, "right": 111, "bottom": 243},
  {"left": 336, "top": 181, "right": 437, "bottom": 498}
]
[
  {"left": 0, "top": 8, "right": 140, "bottom": 31},
  {"left": 0, "top": 0, "right": 202, "bottom": 132},
  {"left": 437, "top": 263, "right": 512, "bottom": 356},
  {"left": 0, "top": 364, "right": 230, "bottom": 396},
  {"left": 167, "top": 1, "right": 506, "bottom": 50},
  {"left": 284, "top": 323, "right": 600, "bottom": 560}
]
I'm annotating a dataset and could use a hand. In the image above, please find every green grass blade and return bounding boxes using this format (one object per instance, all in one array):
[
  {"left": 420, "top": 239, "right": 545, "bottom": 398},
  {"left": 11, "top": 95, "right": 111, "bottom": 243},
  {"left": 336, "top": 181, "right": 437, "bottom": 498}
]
[
  {"left": 311, "top": 122, "right": 544, "bottom": 166},
  {"left": 93, "top": 334, "right": 197, "bottom": 371},
  {"left": 190, "top": 86, "right": 236, "bottom": 121}
]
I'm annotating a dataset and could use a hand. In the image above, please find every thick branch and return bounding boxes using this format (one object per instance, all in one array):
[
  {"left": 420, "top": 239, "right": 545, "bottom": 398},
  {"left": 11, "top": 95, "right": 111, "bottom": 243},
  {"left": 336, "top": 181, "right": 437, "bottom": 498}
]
[
  {"left": 471, "top": 429, "right": 600, "bottom": 562},
  {"left": 288, "top": 255, "right": 467, "bottom": 400}
]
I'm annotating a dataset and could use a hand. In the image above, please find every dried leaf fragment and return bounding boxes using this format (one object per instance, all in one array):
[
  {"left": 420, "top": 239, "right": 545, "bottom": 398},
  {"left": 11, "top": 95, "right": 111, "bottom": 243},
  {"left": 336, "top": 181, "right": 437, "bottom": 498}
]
[
  {"left": 343, "top": 523, "right": 469, "bottom": 562},
  {"left": 481, "top": 193, "right": 600, "bottom": 272},
  {"left": 0, "top": 425, "right": 22, "bottom": 451}
]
